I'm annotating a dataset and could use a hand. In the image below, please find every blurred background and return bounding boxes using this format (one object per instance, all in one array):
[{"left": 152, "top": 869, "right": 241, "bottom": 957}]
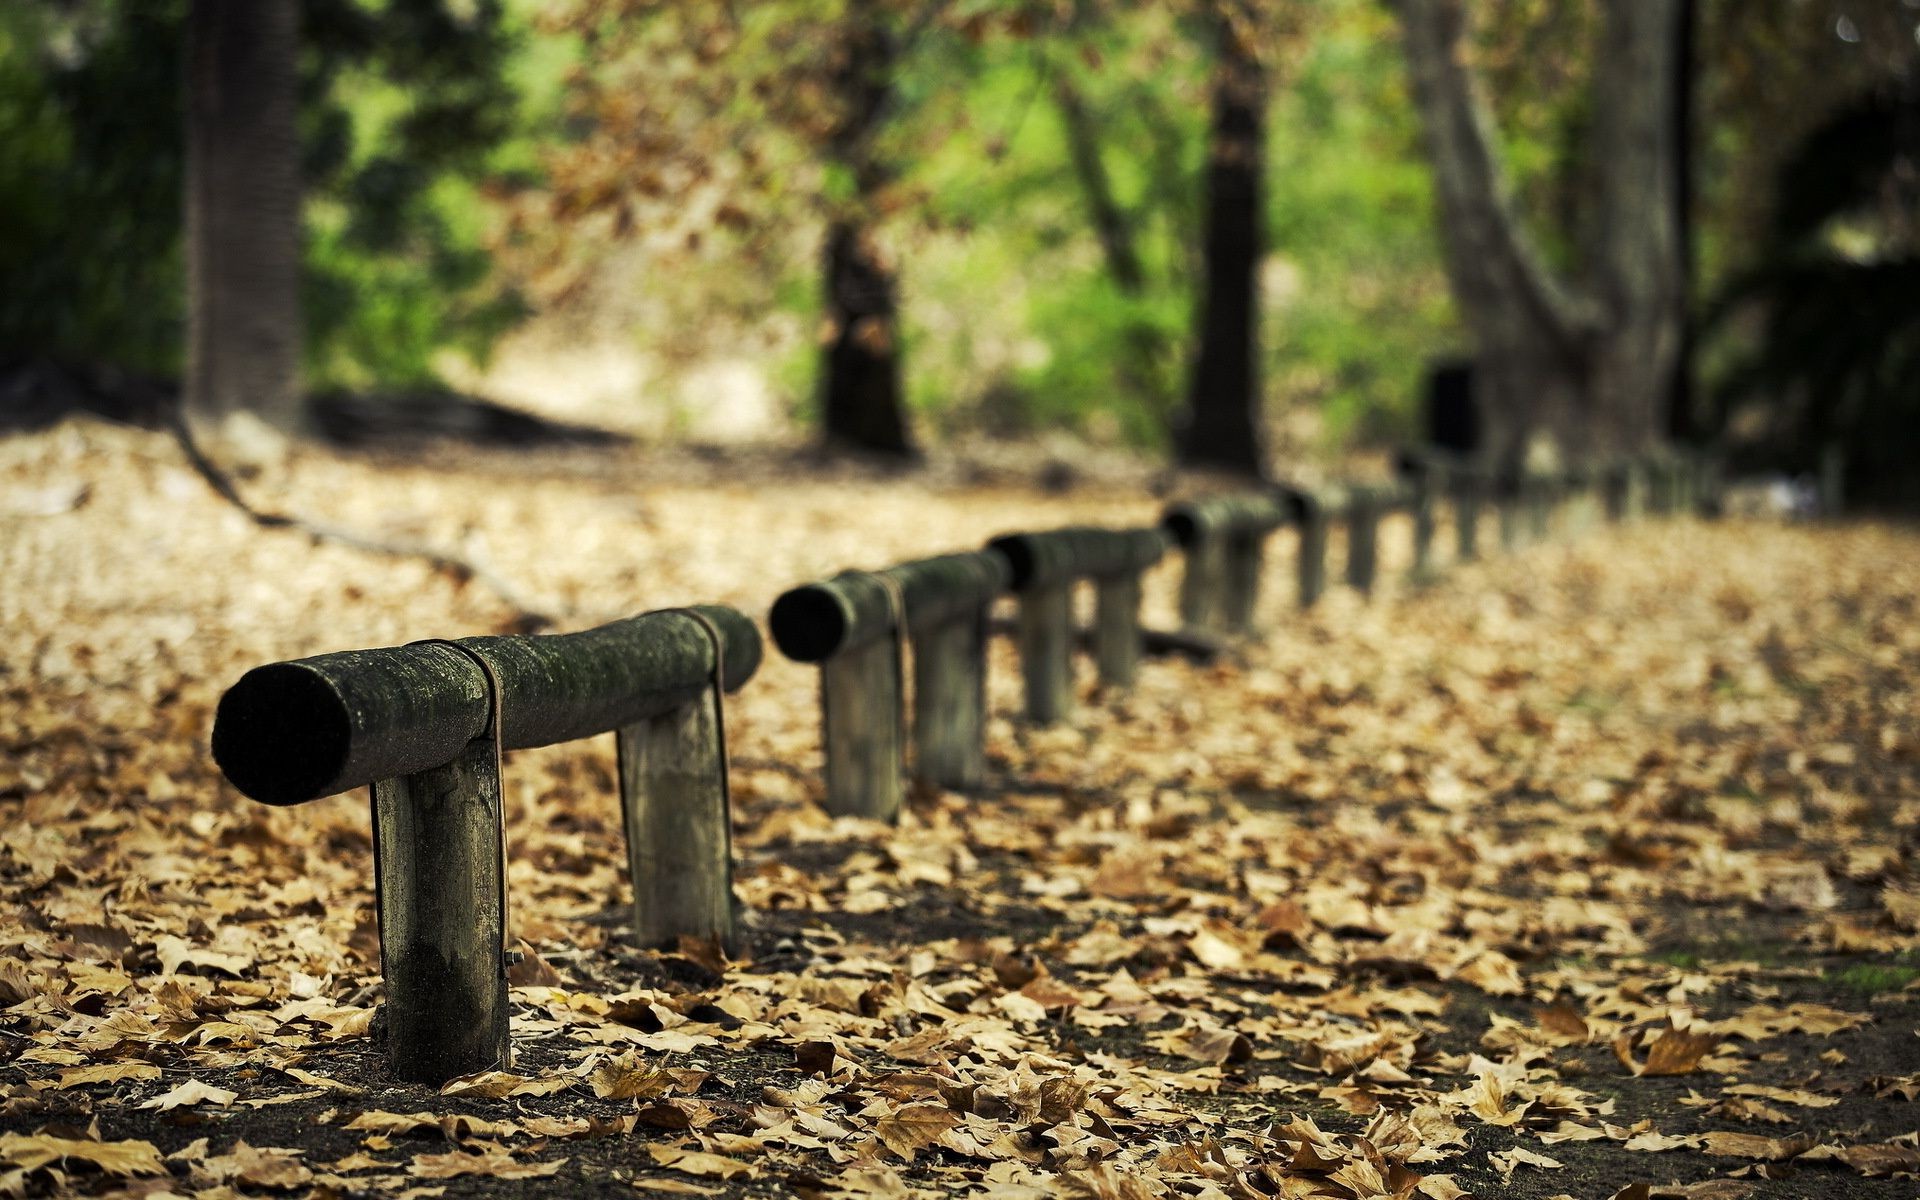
[{"left": 1, "top": 0, "right": 1915, "bottom": 505}]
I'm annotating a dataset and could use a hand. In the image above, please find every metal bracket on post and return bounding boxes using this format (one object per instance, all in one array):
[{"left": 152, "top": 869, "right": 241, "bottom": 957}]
[
  {"left": 617, "top": 608, "right": 736, "bottom": 953},
  {"left": 370, "top": 640, "right": 511, "bottom": 1086}
]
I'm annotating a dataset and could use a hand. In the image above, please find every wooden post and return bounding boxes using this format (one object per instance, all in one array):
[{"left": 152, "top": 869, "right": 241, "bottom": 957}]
[
  {"left": 1221, "top": 533, "right": 1264, "bottom": 632},
  {"left": 1526, "top": 476, "right": 1553, "bottom": 542},
  {"left": 1453, "top": 474, "right": 1481, "bottom": 561},
  {"left": 618, "top": 690, "right": 733, "bottom": 951},
  {"left": 1094, "top": 573, "right": 1144, "bottom": 689},
  {"left": 1346, "top": 489, "right": 1379, "bottom": 596},
  {"left": 372, "top": 735, "right": 510, "bottom": 1085},
  {"left": 1297, "top": 500, "right": 1328, "bottom": 608},
  {"left": 1017, "top": 583, "right": 1074, "bottom": 724},
  {"left": 1411, "top": 468, "right": 1438, "bottom": 581},
  {"left": 821, "top": 637, "right": 903, "bottom": 820},
  {"left": 1819, "top": 443, "right": 1844, "bottom": 517},
  {"left": 1498, "top": 483, "right": 1523, "bottom": 552},
  {"left": 912, "top": 610, "right": 990, "bottom": 789},
  {"left": 1178, "top": 532, "right": 1229, "bottom": 634}
]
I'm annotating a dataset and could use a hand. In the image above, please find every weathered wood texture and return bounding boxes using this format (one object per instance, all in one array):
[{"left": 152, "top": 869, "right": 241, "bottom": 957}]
[
  {"left": 372, "top": 736, "right": 509, "bottom": 1085},
  {"left": 1094, "top": 574, "right": 1145, "bottom": 688},
  {"left": 1411, "top": 469, "right": 1440, "bottom": 579},
  {"left": 1297, "top": 500, "right": 1330, "bottom": 608},
  {"left": 1016, "top": 582, "right": 1074, "bottom": 724},
  {"left": 1163, "top": 494, "right": 1289, "bottom": 632},
  {"left": 821, "top": 639, "right": 903, "bottom": 820},
  {"left": 1346, "top": 489, "right": 1381, "bottom": 596},
  {"left": 213, "top": 606, "right": 761, "bottom": 806},
  {"left": 618, "top": 694, "right": 733, "bottom": 950},
  {"left": 911, "top": 612, "right": 990, "bottom": 789},
  {"left": 987, "top": 526, "right": 1165, "bottom": 714},
  {"left": 1454, "top": 474, "right": 1483, "bottom": 560}
]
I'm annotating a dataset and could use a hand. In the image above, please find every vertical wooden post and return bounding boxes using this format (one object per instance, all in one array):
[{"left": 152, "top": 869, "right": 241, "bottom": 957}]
[
  {"left": 1297, "top": 502, "right": 1328, "bottom": 608},
  {"left": 1819, "top": 443, "right": 1844, "bottom": 517},
  {"left": 1411, "top": 467, "right": 1438, "bottom": 581},
  {"left": 912, "top": 610, "right": 989, "bottom": 790},
  {"left": 1345, "top": 489, "right": 1379, "bottom": 596},
  {"left": 618, "top": 692, "right": 733, "bottom": 951},
  {"left": 1018, "top": 582, "right": 1074, "bottom": 724},
  {"left": 372, "top": 736, "right": 510, "bottom": 1085},
  {"left": 1093, "top": 573, "right": 1143, "bottom": 689},
  {"left": 1455, "top": 474, "right": 1481, "bottom": 561},
  {"left": 1178, "top": 533, "right": 1228, "bottom": 633},
  {"left": 821, "top": 638, "right": 903, "bottom": 820},
  {"left": 1527, "top": 477, "right": 1552, "bottom": 542},
  {"left": 1498, "top": 484, "right": 1523, "bottom": 552},
  {"left": 1221, "top": 533, "right": 1264, "bottom": 632}
]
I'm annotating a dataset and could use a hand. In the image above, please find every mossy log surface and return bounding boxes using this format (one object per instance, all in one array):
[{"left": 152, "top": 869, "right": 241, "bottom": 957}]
[
  {"left": 213, "top": 605, "right": 761, "bottom": 806},
  {"left": 770, "top": 551, "right": 1010, "bottom": 664},
  {"left": 986, "top": 527, "right": 1167, "bottom": 591},
  {"left": 1161, "top": 493, "right": 1291, "bottom": 547}
]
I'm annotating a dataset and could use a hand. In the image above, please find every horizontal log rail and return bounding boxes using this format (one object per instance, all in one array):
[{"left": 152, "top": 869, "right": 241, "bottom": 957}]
[
  {"left": 210, "top": 606, "right": 762, "bottom": 1085},
  {"left": 986, "top": 527, "right": 1168, "bottom": 722},
  {"left": 200, "top": 446, "right": 1715, "bottom": 1089}
]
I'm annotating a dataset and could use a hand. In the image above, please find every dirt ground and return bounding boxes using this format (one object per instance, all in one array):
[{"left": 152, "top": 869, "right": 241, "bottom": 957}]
[{"left": 0, "top": 420, "right": 1915, "bottom": 1199}]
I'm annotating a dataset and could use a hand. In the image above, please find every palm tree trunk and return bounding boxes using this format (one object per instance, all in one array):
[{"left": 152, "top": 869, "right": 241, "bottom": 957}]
[{"left": 184, "top": 0, "right": 304, "bottom": 434}]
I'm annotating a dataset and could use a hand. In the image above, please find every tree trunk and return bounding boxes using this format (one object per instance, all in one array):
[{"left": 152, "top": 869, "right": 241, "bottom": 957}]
[
  {"left": 1177, "top": 6, "right": 1268, "bottom": 478},
  {"left": 818, "top": 4, "right": 913, "bottom": 458},
  {"left": 820, "top": 221, "right": 911, "bottom": 456},
  {"left": 185, "top": 0, "right": 304, "bottom": 434},
  {"left": 1395, "top": 0, "right": 1684, "bottom": 463}
]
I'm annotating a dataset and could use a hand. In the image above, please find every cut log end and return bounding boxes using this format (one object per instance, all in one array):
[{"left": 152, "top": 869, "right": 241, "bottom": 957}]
[
  {"left": 211, "top": 663, "right": 354, "bottom": 806},
  {"left": 769, "top": 585, "right": 853, "bottom": 663}
]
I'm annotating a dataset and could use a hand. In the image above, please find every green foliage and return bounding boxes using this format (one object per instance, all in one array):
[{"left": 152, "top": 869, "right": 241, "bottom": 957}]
[{"left": 0, "top": 0, "right": 526, "bottom": 389}]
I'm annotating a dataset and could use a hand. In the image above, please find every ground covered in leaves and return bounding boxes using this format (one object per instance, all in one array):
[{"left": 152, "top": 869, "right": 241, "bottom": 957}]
[{"left": 1, "top": 421, "right": 1917, "bottom": 1200}]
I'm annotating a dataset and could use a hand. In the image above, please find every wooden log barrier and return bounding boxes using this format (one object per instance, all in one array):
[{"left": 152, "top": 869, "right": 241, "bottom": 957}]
[
  {"left": 1162, "top": 492, "right": 1291, "bottom": 631},
  {"left": 769, "top": 571, "right": 908, "bottom": 821},
  {"left": 211, "top": 606, "right": 762, "bottom": 1085},
  {"left": 1293, "top": 489, "right": 1332, "bottom": 609},
  {"left": 1453, "top": 469, "right": 1485, "bottom": 561},
  {"left": 987, "top": 526, "right": 1167, "bottom": 720},
  {"left": 1410, "top": 462, "right": 1442, "bottom": 580},
  {"left": 1524, "top": 472, "right": 1555, "bottom": 543},
  {"left": 1345, "top": 486, "right": 1382, "bottom": 596},
  {"left": 889, "top": 551, "right": 1012, "bottom": 790}
]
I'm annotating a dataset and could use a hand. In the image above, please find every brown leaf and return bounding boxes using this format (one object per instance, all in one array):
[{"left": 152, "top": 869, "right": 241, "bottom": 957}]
[
  {"left": 0, "top": 1132, "right": 167, "bottom": 1177},
  {"left": 873, "top": 1101, "right": 960, "bottom": 1161}
]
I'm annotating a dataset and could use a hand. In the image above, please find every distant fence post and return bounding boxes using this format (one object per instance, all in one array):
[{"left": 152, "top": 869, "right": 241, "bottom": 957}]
[
  {"left": 1296, "top": 492, "right": 1329, "bottom": 609},
  {"left": 990, "top": 527, "right": 1166, "bottom": 720},
  {"left": 894, "top": 554, "right": 1010, "bottom": 791},
  {"left": 1162, "top": 494, "right": 1290, "bottom": 634},
  {"left": 1091, "top": 531, "right": 1169, "bottom": 689},
  {"left": 211, "top": 607, "right": 761, "bottom": 1085},
  {"left": 1497, "top": 474, "right": 1524, "bottom": 552},
  {"left": 1526, "top": 473, "right": 1554, "bottom": 543},
  {"left": 1411, "top": 462, "right": 1440, "bottom": 581},
  {"left": 770, "top": 572, "right": 904, "bottom": 820},
  {"left": 1819, "top": 442, "right": 1845, "bottom": 517},
  {"left": 1345, "top": 486, "right": 1381, "bottom": 596},
  {"left": 1454, "top": 470, "right": 1483, "bottom": 561}
]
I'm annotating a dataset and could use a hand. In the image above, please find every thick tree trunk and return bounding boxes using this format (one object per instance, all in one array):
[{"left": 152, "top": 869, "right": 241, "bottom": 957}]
[
  {"left": 185, "top": 0, "right": 304, "bottom": 434},
  {"left": 1396, "top": 0, "right": 1684, "bottom": 463},
  {"left": 820, "top": 222, "right": 911, "bottom": 456},
  {"left": 818, "top": 5, "right": 914, "bottom": 458},
  {"left": 1177, "top": 7, "right": 1268, "bottom": 478}
]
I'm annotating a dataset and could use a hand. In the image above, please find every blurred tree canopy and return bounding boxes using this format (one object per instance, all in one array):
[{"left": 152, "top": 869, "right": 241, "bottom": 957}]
[
  {"left": 1, "top": 0, "right": 1914, "bottom": 487},
  {"left": 0, "top": 0, "right": 527, "bottom": 390}
]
